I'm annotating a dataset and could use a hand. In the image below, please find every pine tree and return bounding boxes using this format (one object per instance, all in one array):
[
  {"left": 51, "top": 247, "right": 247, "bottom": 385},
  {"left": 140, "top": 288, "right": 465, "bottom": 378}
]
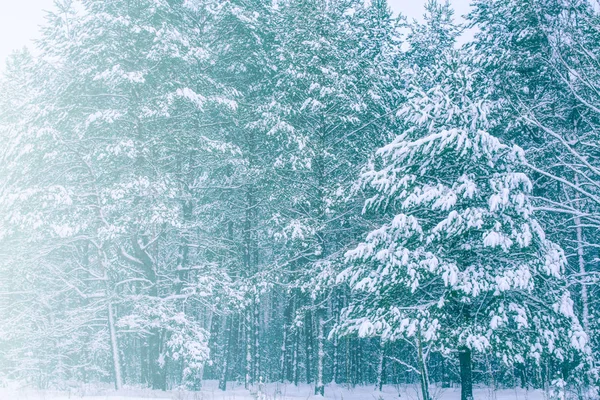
[
  {"left": 337, "top": 56, "right": 589, "bottom": 400},
  {"left": 470, "top": 0, "right": 600, "bottom": 383}
]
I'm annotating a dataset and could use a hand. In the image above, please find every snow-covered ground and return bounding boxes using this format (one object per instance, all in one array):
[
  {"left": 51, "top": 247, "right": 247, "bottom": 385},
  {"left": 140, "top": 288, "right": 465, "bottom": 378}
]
[{"left": 0, "top": 381, "right": 547, "bottom": 400}]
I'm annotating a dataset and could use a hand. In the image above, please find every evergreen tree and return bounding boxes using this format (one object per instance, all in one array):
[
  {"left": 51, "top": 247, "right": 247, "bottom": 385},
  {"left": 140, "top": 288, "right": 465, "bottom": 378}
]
[
  {"left": 471, "top": 0, "right": 600, "bottom": 384},
  {"left": 337, "top": 57, "right": 589, "bottom": 400}
]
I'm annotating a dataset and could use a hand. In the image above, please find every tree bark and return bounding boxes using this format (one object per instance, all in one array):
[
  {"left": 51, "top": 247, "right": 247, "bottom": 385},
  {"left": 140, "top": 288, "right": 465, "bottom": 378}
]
[
  {"left": 417, "top": 329, "right": 430, "bottom": 400},
  {"left": 280, "top": 292, "right": 295, "bottom": 382},
  {"left": 254, "top": 299, "right": 261, "bottom": 383},
  {"left": 149, "top": 329, "right": 165, "bottom": 390},
  {"left": 108, "top": 302, "right": 123, "bottom": 390},
  {"left": 376, "top": 338, "right": 385, "bottom": 392},
  {"left": 332, "top": 335, "right": 339, "bottom": 384},
  {"left": 245, "top": 309, "right": 253, "bottom": 388},
  {"left": 575, "top": 215, "right": 591, "bottom": 335},
  {"left": 305, "top": 310, "right": 313, "bottom": 384},
  {"left": 293, "top": 328, "right": 299, "bottom": 386},
  {"left": 219, "top": 315, "right": 233, "bottom": 391},
  {"left": 459, "top": 346, "right": 474, "bottom": 400},
  {"left": 314, "top": 314, "right": 325, "bottom": 396}
]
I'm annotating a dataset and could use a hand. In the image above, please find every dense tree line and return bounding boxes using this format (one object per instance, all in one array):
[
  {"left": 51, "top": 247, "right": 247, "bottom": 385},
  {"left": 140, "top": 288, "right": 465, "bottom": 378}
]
[{"left": 0, "top": 1, "right": 598, "bottom": 399}]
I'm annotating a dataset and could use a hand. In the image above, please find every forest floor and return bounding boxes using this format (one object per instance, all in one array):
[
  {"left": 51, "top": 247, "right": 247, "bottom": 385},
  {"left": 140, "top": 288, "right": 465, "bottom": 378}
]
[{"left": 0, "top": 380, "right": 548, "bottom": 400}]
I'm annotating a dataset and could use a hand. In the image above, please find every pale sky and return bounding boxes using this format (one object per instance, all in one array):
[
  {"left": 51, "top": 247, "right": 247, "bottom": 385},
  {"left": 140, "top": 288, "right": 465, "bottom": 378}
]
[{"left": 0, "top": 0, "right": 472, "bottom": 68}]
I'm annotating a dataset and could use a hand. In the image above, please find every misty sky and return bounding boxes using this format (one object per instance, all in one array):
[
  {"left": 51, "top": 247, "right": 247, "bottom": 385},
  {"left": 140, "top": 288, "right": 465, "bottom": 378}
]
[{"left": 0, "top": 0, "right": 472, "bottom": 67}]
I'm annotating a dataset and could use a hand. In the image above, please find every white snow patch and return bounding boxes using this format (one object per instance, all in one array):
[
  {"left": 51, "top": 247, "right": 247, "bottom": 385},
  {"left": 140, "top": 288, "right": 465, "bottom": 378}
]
[{"left": 0, "top": 380, "right": 547, "bottom": 400}]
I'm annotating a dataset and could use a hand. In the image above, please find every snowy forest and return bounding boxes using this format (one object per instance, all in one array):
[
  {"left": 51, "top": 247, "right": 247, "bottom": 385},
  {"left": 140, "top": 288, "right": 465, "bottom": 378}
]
[{"left": 0, "top": 0, "right": 599, "bottom": 399}]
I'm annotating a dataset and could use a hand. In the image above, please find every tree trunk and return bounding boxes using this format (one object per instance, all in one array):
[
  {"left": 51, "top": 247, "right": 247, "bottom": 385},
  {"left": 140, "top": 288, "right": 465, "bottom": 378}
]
[
  {"left": 254, "top": 299, "right": 261, "bottom": 383},
  {"left": 332, "top": 335, "right": 339, "bottom": 384},
  {"left": 305, "top": 310, "right": 313, "bottom": 384},
  {"left": 108, "top": 302, "right": 123, "bottom": 390},
  {"left": 280, "top": 325, "right": 288, "bottom": 382},
  {"left": 441, "top": 355, "right": 450, "bottom": 388},
  {"left": 417, "top": 329, "right": 430, "bottom": 400},
  {"left": 459, "top": 346, "right": 474, "bottom": 400},
  {"left": 140, "top": 338, "right": 149, "bottom": 385},
  {"left": 149, "top": 329, "right": 164, "bottom": 390},
  {"left": 376, "top": 338, "right": 385, "bottom": 392},
  {"left": 293, "top": 328, "right": 299, "bottom": 386},
  {"left": 314, "top": 314, "right": 325, "bottom": 396},
  {"left": 280, "top": 292, "right": 293, "bottom": 382},
  {"left": 245, "top": 309, "right": 253, "bottom": 388},
  {"left": 219, "top": 315, "right": 233, "bottom": 391},
  {"left": 353, "top": 338, "right": 361, "bottom": 386},
  {"left": 101, "top": 246, "right": 122, "bottom": 391},
  {"left": 575, "top": 215, "right": 590, "bottom": 334},
  {"left": 346, "top": 337, "right": 351, "bottom": 385}
]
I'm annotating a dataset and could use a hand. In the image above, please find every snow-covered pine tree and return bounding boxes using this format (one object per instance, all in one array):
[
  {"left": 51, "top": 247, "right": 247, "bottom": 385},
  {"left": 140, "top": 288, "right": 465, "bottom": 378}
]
[
  {"left": 470, "top": 0, "right": 600, "bottom": 384},
  {"left": 336, "top": 56, "right": 589, "bottom": 400}
]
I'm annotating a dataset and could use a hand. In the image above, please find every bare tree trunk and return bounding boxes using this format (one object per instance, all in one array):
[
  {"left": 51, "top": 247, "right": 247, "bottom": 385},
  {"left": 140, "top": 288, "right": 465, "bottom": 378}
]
[
  {"left": 459, "top": 347, "right": 474, "bottom": 400},
  {"left": 416, "top": 328, "right": 430, "bottom": 400},
  {"left": 196, "top": 309, "right": 213, "bottom": 389},
  {"left": 353, "top": 338, "right": 361, "bottom": 386},
  {"left": 280, "top": 293, "right": 293, "bottom": 382},
  {"left": 293, "top": 328, "right": 299, "bottom": 386},
  {"left": 332, "top": 335, "right": 339, "bottom": 384},
  {"left": 574, "top": 214, "right": 591, "bottom": 334},
  {"left": 254, "top": 299, "right": 261, "bottom": 383},
  {"left": 108, "top": 302, "right": 123, "bottom": 390},
  {"left": 245, "top": 309, "right": 253, "bottom": 388},
  {"left": 376, "top": 338, "right": 385, "bottom": 391},
  {"left": 280, "top": 325, "right": 288, "bottom": 382},
  {"left": 140, "top": 338, "right": 149, "bottom": 385},
  {"left": 346, "top": 337, "right": 351, "bottom": 386},
  {"left": 219, "top": 315, "right": 233, "bottom": 391},
  {"left": 101, "top": 247, "right": 123, "bottom": 391},
  {"left": 305, "top": 310, "right": 313, "bottom": 384},
  {"left": 314, "top": 314, "right": 325, "bottom": 396},
  {"left": 441, "top": 355, "right": 450, "bottom": 388}
]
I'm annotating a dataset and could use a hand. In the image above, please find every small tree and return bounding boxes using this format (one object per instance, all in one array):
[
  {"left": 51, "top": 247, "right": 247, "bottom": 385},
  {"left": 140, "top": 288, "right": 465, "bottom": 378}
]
[{"left": 337, "top": 57, "right": 589, "bottom": 400}]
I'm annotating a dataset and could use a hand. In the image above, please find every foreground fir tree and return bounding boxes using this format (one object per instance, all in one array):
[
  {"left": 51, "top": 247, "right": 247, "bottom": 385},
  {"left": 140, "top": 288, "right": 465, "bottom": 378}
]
[
  {"left": 470, "top": 0, "right": 600, "bottom": 379},
  {"left": 336, "top": 58, "right": 589, "bottom": 400}
]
